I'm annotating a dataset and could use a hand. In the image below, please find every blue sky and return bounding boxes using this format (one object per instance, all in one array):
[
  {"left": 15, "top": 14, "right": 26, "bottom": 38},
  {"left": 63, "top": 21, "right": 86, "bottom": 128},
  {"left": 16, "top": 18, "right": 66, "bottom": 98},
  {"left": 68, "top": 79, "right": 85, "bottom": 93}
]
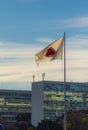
[{"left": 0, "top": 0, "right": 88, "bottom": 90}]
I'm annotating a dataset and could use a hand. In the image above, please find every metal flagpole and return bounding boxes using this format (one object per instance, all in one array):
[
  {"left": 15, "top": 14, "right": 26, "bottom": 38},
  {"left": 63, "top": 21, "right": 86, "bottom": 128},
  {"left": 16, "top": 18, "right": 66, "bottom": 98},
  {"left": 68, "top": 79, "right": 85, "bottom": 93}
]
[{"left": 63, "top": 32, "right": 66, "bottom": 130}]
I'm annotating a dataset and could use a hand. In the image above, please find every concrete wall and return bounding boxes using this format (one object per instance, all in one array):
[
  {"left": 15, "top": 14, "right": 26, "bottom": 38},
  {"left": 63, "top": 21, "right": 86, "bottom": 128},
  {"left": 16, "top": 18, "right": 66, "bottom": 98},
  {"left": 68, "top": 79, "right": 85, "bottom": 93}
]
[{"left": 31, "top": 82, "right": 44, "bottom": 126}]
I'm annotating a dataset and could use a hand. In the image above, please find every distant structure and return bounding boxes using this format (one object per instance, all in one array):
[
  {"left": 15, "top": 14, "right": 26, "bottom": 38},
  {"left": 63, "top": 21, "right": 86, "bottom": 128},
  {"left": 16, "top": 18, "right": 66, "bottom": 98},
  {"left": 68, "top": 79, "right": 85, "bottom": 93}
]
[
  {"left": 0, "top": 89, "right": 31, "bottom": 124},
  {"left": 32, "top": 81, "right": 88, "bottom": 126},
  {"left": 1, "top": 81, "right": 88, "bottom": 126}
]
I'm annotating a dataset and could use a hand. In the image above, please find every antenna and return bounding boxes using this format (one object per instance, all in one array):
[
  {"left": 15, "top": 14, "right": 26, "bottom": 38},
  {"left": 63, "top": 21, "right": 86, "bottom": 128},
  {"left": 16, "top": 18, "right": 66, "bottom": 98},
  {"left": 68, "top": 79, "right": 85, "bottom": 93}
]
[
  {"left": 2, "top": 81, "right": 3, "bottom": 89},
  {"left": 42, "top": 73, "right": 45, "bottom": 81},
  {"left": 33, "top": 75, "right": 35, "bottom": 82}
]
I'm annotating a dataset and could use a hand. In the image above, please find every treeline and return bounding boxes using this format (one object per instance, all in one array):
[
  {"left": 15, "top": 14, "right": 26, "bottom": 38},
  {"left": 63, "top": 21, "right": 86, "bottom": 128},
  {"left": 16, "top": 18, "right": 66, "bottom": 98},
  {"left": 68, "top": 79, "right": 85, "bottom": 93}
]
[
  {"left": 0, "top": 110, "right": 88, "bottom": 130},
  {"left": 36, "top": 110, "right": 88, "bottom": 130}
]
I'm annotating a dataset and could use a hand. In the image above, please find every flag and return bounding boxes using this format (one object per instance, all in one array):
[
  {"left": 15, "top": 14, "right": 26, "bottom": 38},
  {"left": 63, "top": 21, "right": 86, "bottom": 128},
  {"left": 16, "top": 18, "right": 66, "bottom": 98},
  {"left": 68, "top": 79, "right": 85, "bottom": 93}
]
[{"left": 35, "top": 37, "right": 64, "bottom": 65}]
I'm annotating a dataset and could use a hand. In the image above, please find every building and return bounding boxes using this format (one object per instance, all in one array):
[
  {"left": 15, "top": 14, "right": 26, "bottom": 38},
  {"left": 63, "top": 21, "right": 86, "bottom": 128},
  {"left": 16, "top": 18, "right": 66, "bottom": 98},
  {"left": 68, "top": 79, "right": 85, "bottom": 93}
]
[
  {"left": 0, "top": 81, "right": 88, "bottom": 126},
  {"left": 32, "top": 81, "right": 88, "bottom": 126},
  {"left": 0, "top": 89, "right": 31, "bottom": 124}
]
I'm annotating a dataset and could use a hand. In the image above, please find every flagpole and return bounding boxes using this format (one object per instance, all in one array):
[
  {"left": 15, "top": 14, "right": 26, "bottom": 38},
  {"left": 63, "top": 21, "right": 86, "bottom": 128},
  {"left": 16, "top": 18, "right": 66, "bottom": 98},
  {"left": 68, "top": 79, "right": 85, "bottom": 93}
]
[{"left": 63, "top": 32, "right": 66, "bottom": 130}]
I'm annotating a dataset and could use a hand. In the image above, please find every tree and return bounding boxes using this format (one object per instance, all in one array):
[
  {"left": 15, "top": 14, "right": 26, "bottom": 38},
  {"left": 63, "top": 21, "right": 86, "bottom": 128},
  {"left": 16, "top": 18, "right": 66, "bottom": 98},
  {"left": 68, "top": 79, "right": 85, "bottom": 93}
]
[
  {"left": 36, "top": 119, "right": 62, "bottom": 130},
  {"left": 57, "top": 110, "right": 88, "bottom": 130},
  {"left": 16, "top": 113, "right": 31, "bottom": 123},
  {"left": 81, "top": 117, "right": 88, "bottom": 130},
  {"left": 15, "top": 112, "right": 32, "bottom": 130}
]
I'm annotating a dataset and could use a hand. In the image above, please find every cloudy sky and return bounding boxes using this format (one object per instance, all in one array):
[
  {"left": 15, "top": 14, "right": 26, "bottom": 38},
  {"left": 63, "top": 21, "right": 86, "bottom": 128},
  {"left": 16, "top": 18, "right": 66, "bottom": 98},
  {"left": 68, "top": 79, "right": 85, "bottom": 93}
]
[{"left": 0, "top": 0, "right": 88, "bottom": 90}]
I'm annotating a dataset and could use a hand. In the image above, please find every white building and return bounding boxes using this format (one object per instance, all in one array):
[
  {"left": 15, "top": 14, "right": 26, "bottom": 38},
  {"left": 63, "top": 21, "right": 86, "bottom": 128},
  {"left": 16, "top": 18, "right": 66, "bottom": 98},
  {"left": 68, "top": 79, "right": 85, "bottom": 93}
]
[
  {"left": 32, "top": 81, "right": 44, "bottom": 126},
  {"left": 32, "top": 80, "right": 88, "bottom": 126}
]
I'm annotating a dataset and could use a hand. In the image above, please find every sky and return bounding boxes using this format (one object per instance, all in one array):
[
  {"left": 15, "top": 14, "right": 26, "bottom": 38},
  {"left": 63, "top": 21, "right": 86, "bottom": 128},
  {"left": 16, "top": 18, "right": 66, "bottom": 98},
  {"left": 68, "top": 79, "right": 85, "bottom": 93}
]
[{"left": 0, "top": 0, "right": 88, "bottom": 90}]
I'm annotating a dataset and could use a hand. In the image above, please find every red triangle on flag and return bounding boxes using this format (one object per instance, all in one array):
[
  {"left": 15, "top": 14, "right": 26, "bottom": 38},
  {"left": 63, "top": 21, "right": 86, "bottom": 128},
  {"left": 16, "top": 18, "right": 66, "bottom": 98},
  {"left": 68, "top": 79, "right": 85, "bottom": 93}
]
[{"left": 45, "top": 47, "right": 56, "bottom": 57}]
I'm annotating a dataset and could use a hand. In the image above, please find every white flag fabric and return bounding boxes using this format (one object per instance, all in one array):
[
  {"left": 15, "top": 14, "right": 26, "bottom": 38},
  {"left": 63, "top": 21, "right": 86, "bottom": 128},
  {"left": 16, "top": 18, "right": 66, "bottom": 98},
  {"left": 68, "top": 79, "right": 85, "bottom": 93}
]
[{"left": 35, "top": 37, "right": 64, "bottom": 65}]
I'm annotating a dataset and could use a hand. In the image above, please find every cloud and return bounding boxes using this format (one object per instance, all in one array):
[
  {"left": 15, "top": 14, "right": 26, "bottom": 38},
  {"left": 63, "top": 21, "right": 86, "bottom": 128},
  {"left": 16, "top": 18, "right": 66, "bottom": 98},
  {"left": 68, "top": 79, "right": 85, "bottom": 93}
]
[
  {"left": 67, "top": 34, "right": 88, "bottom": 50},
  {"left": 0, "top": 73, "right": 21, "bottom": 77},
  {"left": 0, "top": 41, "right": 36, "bottom": 58},
  {"left": 37, "top": 16, "right": 88, "bottom": 30},
  {"left": 0, "top": 41, "right": 36, "bottom": 82},
  {"left": 0, "top": 33, "right": 88, "bottom": 83},
  {"left": 36, "top": 34, "right": 88, "bottom": 50},
  {"left": 63, "top": 16, "right": 88, "bottom": 28},
  {"left": 36, "top": 37, "right": 53, "bottom": 44}
]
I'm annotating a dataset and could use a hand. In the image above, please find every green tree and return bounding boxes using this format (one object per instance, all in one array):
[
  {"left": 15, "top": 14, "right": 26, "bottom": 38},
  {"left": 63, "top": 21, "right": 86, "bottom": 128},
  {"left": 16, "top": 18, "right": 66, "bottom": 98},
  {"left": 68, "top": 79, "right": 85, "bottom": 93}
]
[
  {"left": 58, "top": 110, "right": 88, "bottom": 130},
  {"left": 81, "top": 117, "right": 88, "bottom": 130},
  {"left": 15, "top": 112, "right": 32, "bottom": 130},
  {"left": 36, "top": 119, "right": 62, "bottom": 130}
]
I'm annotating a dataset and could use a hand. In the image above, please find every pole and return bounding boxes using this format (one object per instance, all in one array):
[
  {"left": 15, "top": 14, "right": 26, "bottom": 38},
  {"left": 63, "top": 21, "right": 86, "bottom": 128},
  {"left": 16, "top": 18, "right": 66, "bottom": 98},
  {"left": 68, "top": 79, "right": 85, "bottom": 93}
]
[{"left": 64, "top": 32, "right": 66, "bottom": 130}]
